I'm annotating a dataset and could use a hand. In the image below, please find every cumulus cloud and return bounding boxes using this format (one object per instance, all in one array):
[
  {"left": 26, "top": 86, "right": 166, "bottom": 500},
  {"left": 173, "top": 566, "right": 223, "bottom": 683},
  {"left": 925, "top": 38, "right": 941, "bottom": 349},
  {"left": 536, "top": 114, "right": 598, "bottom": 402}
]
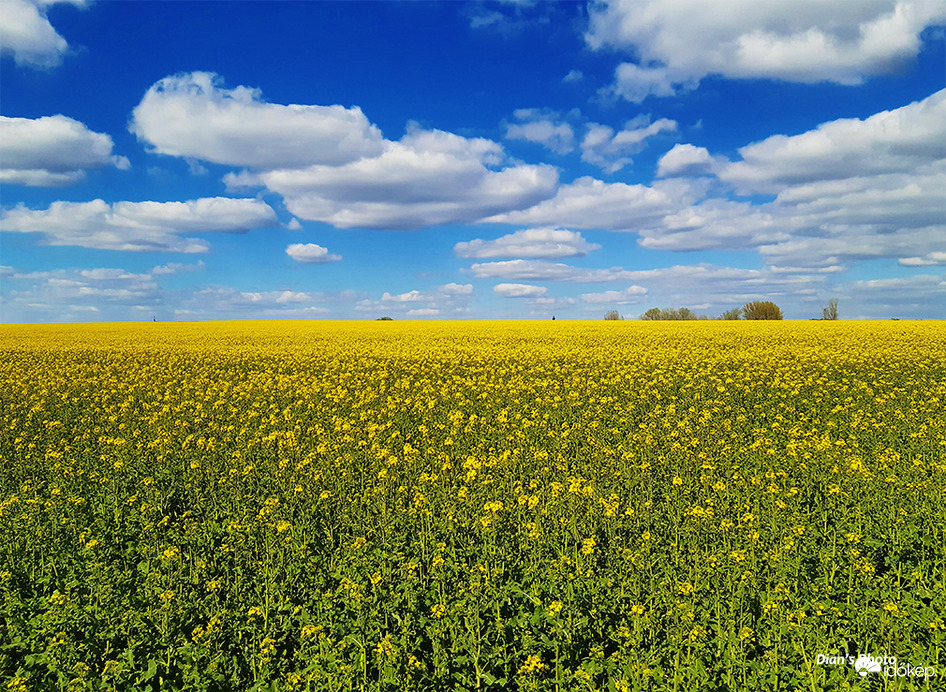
[
  {"left": 637, "top": 198, "right": 788, "bottom": 251},
  {"left": 721, "top": 90, "right": 946, "bottom": 192},
  {"left": 657, "top": 144, "right": 715, "bottom": 177},
  {"left": 440, "top": 283, "right": 474, "bottom": 295},
  {"left": 580, "top": 116, "right": 677, "bottom": 172},
  {"left": 607, "top": 91, "right": 945, "bottom": 268},
  {"left": 131, "top": 72, "right": 385, "bottom": 168},
  {"left": 356, "top": 284, "right": 475, "bottom": 317},
  {"left": 838, "top": 274, "right": 946, "bottom": 318},
  {"left": 232, "top": 125, "right": 558, "bottom": 229},
  {"left": 605, "top": 263, "right": 841, "bottom": 315},
  {"left": 151, "top": 260, "right": 205, "bottom": 275},
  {"left": 1, "top": 197, "right": 278, "bottom": 252},
  {"left": 455, "top": 228, "right": 600, "bottom": 259},
  {"left": 505, "top": 109, "right": 576, "bottom": 154},
  {"left": 382, "top": 290, "right": 425, "bottom": 303},
  {"left": 0, "top": 115, "right": 130, "bottom": 186},
  {"left": 580, "top": 285, "right": 648, "bottom": 304},
  {"left": 132, "top": 73, "right": 558, "bottom": 230},
  {"left": 3, "top": 264, "right": 165, "bottom": 318},
  {"left": 899, "top": 251, "right": 946, "bottom": 266},
  {"left": 493, "top": 283, "right": 548, "bottom": 297},
  {"left": 588, "top": 0, "right": 946, "bottom": 100},
  {"left": 0, "top": 0, "right": 85, "bottom": 69},
  {"left": 484, "top": 176, "right": 703, "bottom": 230},
  {"left": 758, "top": 224, "right": 945, "bottom": 267},
  {"left": 470, "top": 259, "right": 640, "bottom": 283},
  {"left": 286, "top": 243, "right": 342, "bottom": 264},
  {"left": 176, "top": 286, "right": 331, "bottom": 318}
]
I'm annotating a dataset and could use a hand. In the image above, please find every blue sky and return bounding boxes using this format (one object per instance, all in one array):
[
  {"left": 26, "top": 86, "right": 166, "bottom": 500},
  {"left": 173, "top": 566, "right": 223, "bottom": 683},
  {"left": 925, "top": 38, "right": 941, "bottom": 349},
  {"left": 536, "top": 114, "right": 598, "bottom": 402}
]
[{"left": 1, "top": 0, "right": 944, "bottom": 322}]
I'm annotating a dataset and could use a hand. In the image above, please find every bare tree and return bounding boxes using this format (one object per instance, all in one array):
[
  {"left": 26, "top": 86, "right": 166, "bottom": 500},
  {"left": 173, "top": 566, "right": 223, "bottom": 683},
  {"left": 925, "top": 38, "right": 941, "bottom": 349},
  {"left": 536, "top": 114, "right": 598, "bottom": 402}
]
[
  {"left": 604, "top": 310, "right": 622, "bottom": 320},
  {"left": 822, "top": 299, "right": 838, "bottom": 320}
]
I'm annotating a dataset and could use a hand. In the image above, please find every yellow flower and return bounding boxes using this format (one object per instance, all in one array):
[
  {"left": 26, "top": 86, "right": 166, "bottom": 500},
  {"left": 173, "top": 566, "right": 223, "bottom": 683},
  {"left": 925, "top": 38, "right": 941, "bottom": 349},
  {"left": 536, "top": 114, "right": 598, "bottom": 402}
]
[
  {"left": 547, "top": 600, "right": 563, "bottom": 618},
  {"left": 519, "top": 654, "right": 545, "bottom": 675},
  {"left": 374, "top": 634, "right": 396, "bottom": 659},
  {"left": 688, "top": 625, "right": 707, "bottom": 641},
  {"left": 581, "top": 537, "right": 596, "bottom": 555},
  {"left": 260, "top": 637, "right": 276, "bottom": 656}
]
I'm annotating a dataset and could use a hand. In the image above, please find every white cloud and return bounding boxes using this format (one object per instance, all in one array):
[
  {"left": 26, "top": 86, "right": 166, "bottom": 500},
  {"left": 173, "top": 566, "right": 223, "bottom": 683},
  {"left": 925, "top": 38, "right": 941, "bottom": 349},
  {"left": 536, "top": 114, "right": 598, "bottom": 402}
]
[
  {"left": 234, "top": 125, "right": 558, "bottom": 230},
  {"left": 4, "top": 264, "right": 164, "bottom": 316},
  {"left": 1, "top": 197, "right": 278, "bottom": 252},
  {"left": 286, "top": 243, "right": 342, "bottom": 264},
  {"left": 132, "top": 73, "right": 559, "bottom": 230},
  {"left": 637, "top": 198, "right": 788, "bottom": 251},
  {"left": 493, "top": 283, "right": 548, "bottom": 297},
  {"left": 580, "top": 285, "right": 648, "bottom": 304},
  {"left": 899, "top": 251, "right": 946, "bottom": 266},
  {"left": 838, "top": 274, "right": 946, "bottom": 318},
  {"left": 0, "top": 115, "right": 129, "bottom": 186},
  {"left": 469, "top": 259, "right": 638, "bottom": 283},
  {"left": 629, "top": 92, "right": 945, "bottom": 267},
  {"left": 588, "top": 0, "right": 946, "bottom": 100},
  {"left": 758, "top": 224, "right": 945, "bottom": 267},
  {"left": 130, "top": 72, "right": 385, "bottom": 168},
  {"left": 78, "top": 268, "right": 151, "bottom": 282},
  {"left": 176, "top": 286, "right": 331, "bottom": 317},
  {"left": 382, "top": 290, "right": 425, "bottom": 303},
  {"left": 0, "top": 0, "right": 84, "bottom": 69},
  {"left": 505, "top": 109, "right": 575, "bottom": 154},
  {"left": 455, "top": 228, "right": 600, "bottom": 259},
  {"left": 580, "top": 116, "right": 677, "bottom": 172},
  {"left": 151, "top": 260, "right": 205, "bottom": 276},
  {"left": 721, "top": 90, "right": 946, "bottom": 192},
  {"left": 608, "top": 63, "right": 691, "bottom": 103},
  {"left": 484, "top": 176, "right": 703, "bottom": 230},
  {"left": 592, "top": 263, "right": 842, "bottom": 316},
  {"left": 440, "top": 283, "right": 474, "bottom": 295},
  {"left": 358, "top": 284, "right": 476, "bottom": 316},
  {"left": 563, "top": 69, "right": 584, "bottom": 83},
  {"left": 657, "top": 144, "right": 715, "bottom": 177}
]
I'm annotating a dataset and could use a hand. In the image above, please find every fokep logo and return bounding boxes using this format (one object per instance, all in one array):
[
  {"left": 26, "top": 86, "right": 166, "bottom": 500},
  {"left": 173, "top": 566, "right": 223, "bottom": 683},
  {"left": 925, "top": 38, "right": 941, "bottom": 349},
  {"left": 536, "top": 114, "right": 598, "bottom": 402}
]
[{"left": 816, "top": 652, "right": 937, "bottom": 679}]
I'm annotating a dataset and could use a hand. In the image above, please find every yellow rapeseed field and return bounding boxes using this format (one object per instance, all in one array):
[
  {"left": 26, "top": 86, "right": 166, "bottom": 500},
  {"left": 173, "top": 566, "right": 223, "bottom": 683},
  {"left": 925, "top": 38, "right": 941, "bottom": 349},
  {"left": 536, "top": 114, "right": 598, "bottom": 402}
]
[{"left": 1, "top": 321, "right": 944, "bottom": 691}]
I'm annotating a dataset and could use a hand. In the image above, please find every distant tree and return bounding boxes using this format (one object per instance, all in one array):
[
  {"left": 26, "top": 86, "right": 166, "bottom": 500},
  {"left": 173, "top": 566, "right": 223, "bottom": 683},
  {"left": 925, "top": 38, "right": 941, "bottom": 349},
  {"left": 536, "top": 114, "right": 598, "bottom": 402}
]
[
  {"left": 719, "top": 308, "right": 742, "bottom": 320},
  {"left": 640, "top": 308, "right": 661, "bottom": 321},
  {"left": 639, "top": 307, "right": 709, "bottom": 320},
  {"left": 376, "top": 316, "right": 394, "bottom": 321},
  {"left": 604, "top": 310, "right": 622, "bottom": 320},
  {"left": 742, "top": 301, "right": 783, "bottom": 320},
  {"left": 822, "top": 299, "right": 838, "bottom": 320}
]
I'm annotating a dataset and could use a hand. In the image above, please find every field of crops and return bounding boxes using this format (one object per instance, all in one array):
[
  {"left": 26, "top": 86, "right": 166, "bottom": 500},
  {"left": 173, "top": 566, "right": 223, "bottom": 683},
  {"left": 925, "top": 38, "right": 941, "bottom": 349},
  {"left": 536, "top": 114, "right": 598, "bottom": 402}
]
[{"left": 1, "top": 320, "right": 944, "bottom": 691}]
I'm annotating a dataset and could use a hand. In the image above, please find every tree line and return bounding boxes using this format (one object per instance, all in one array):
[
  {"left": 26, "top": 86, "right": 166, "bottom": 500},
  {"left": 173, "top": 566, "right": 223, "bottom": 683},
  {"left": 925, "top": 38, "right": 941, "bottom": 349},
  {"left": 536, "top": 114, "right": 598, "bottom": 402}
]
[{"left": 603, "top": 300, "right": 840, "bottom": 321}]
